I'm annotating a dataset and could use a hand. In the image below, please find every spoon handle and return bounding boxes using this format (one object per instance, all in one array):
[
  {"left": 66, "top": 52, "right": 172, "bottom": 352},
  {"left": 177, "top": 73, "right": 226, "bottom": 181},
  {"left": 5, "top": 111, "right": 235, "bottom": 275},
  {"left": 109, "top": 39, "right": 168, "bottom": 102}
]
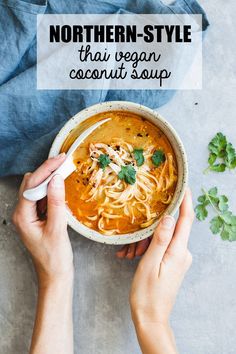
[
  {"left": 23, "top": 118, "right": 111, "bottom": 202},
  {"left": 23, "top": 156, "right": 76, "bottom": 202}
]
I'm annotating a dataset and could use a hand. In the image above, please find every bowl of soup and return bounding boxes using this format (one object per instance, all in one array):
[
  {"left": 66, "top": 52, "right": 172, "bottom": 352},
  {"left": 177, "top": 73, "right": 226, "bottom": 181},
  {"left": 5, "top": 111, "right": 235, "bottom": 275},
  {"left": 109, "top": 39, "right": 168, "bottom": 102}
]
[{"left": 49, "top": 101, "right": 188, "bottom": 244}]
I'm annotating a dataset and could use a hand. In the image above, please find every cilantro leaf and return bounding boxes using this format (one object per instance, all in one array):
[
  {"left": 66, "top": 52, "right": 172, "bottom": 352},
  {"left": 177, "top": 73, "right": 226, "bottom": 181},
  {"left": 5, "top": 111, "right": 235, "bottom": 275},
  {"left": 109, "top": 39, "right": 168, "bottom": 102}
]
[
  {"left": 218, "top": 195, "right": 228, "bottom": 212},
  {"left": 225, "top": 143, "right": 236, "bottom": 169},
  {"left": 205, "top": 133, "right": 236, "bottom": 173},
  {"left": 118, "top": 165, "right": 136, "bottom": 185},
  {"left": 98, "top": 154, "right": 110, "bottom": 170},
  {"left": 151, "top": 150, "right": 166, "bottom": 167},
  {"left": 207, "top": 187, "right": 219, "bottom": 208},
  {"left": 220, "top": 211, "right": 234, "bottom": 224},
  {"left": 133, "top": 148, "right": 144, "bottom": 167},
  {"left": 220, "top": 227, "right": 230, "bottom": 241},
  {"left": 195, "top": 187, "right": 236, "bottom": 241},
  {"left": 208, "top": 187, "right": 218, "bottom": 197},
  {"left": 208, "top": 153, "right": 217, "bottom": 165},
  {"left": 210, "top": 164, "right": 226, "bottom": 172},
  {"left": 220, "top": 224, "right": 236, "bottom": 241},
  {"left": 209, "top": 132, "right": 227, "bottom": 154},
  {"left": 210, "top": 216, "right": 223, "bottom": 234},
  {"left": 230, "top": 215, "right": 236, "bottom": 225},
  {"left": 197, "top": 195, "right": 208, "bottom": 204},
  {"left": 228, "top": 226, "right": 236, "bottom": 241},
  {"left": 195, "top": 204, "right": 208, "bottom": 221},
  {"left": 195, "top": 191, "right": 210, "bottom": 221}
]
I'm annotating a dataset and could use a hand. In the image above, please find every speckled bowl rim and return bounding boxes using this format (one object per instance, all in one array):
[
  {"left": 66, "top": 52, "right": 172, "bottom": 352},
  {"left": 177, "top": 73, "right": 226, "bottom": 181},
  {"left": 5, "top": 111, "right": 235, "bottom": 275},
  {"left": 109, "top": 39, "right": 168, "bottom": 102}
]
[{"left": 49, "top": 101, "right": 188, "bottom": 245}]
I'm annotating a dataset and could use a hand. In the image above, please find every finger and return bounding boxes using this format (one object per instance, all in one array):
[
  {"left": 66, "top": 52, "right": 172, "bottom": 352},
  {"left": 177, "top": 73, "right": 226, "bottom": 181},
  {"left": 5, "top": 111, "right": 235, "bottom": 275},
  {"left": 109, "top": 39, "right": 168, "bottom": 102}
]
[
  {"left": 168, "top": 188, "right": 194, "bottom": 253},
  {"left": 19, "top": 153, "right": 66, "bottom": 197},
  {"left": 126, "top": 243, "right": 137, "bottom": 260},
  {"left": 16, "top": 154, "right": 66, "bottom": 223},
  {"left": 15, "top": 173, "right": 38, "bottom": 223},
  {"left": 135, "top": 238, "right": 151, "bottom": 257},
  {"left": 116, "top": 245, "right": 129, "bottom": 258},
  {"left": 19, "top": 172, "right": 31, "bottom": 198},
  {"left": 141, "top": 215, "right": 175, "bottom": 267},
  {"left": 46, "top": 175, "right": 67, "bottom": 234}
]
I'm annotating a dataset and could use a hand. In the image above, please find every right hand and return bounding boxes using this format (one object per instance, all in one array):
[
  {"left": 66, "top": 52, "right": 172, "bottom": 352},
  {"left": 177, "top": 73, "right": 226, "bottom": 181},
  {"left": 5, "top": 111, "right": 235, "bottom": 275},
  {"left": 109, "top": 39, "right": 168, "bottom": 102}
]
[
  {"left": 130, "top": 188, "right": 194, "bottom": 327},
  {"left": 12, "top": 154, "right": 74, "bottom": 287}
]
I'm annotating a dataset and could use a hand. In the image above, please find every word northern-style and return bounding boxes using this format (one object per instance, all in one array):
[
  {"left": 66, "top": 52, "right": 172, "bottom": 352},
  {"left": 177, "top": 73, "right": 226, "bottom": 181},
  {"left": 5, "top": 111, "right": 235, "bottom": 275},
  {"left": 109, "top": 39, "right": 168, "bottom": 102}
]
[{"left": 50, "top": 24, "right": 191, "bottom": 43}]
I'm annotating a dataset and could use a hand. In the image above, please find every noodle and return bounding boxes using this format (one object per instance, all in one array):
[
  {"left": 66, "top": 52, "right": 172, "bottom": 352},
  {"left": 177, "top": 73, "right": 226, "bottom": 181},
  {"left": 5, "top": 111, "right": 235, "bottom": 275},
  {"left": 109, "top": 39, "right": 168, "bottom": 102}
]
[{"left": 64, "top": 111, "right": 178, "bottom": 235}]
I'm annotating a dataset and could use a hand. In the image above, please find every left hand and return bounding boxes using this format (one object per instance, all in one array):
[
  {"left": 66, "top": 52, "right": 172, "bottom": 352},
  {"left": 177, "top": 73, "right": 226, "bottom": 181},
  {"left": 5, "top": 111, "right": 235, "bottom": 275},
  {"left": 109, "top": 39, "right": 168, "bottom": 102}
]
[
  {"left": 116, "top": 238, "right": 151, "bottom": 259},
  {"left": 130, "top": 188, "right": 194, "bottom": 326},
  {"left": 129, "top": 189, "right": 194, "bottom": 354}
]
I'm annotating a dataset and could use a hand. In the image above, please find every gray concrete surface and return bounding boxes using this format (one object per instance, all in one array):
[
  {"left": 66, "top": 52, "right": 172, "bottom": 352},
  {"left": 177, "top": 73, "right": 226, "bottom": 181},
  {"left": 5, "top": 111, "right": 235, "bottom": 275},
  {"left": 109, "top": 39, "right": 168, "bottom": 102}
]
[{"left": 1, "top": 1, "right": 236, "bottom": 353}]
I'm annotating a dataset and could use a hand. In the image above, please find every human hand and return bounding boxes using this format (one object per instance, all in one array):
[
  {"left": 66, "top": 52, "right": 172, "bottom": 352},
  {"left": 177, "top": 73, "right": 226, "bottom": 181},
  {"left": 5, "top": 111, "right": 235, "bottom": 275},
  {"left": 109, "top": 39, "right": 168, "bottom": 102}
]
[
  {"left": 129, "top": 189, "right": 194, "bottom": 353},
  {"left": 115, "top": 192, "right": 193, "bottom": 260},
  {"left": 116, "top": 238, "right": 151, "bottom": 259},
  {"left": 12, "top": 154, "right": 73, "bottom": 288}
]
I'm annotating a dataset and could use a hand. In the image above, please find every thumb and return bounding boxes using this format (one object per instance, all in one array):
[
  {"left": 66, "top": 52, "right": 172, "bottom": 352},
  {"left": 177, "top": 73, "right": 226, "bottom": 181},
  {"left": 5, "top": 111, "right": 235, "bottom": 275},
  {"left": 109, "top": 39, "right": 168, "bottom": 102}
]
[
  {"left": 46, "top": 175, "right": 67, "bottom": 233},
  {"left": 142, "top": 215, "right": 175, "bottom": 267}
]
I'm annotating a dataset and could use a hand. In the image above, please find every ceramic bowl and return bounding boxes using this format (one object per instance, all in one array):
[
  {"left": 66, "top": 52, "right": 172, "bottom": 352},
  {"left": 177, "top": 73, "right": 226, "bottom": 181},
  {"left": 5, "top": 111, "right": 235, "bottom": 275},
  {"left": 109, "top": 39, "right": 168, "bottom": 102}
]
[{"left": 49, "top": 101, "right": 188, "bottom": 245}]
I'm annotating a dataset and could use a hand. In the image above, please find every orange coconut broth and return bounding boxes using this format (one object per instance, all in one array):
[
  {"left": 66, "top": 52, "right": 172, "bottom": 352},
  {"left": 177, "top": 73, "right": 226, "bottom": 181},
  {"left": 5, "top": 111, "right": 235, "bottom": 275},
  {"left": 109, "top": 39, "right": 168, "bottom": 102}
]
[{"left": 61, "top": 111, "right": 178, "bottom": 235}]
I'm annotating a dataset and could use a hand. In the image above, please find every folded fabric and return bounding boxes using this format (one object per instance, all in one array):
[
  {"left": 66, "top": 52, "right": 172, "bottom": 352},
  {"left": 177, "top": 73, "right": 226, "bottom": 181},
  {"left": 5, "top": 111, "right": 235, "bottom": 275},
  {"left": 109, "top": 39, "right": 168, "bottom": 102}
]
[{"left": 0, "top": 0, "right": 209, "bottom": 176}]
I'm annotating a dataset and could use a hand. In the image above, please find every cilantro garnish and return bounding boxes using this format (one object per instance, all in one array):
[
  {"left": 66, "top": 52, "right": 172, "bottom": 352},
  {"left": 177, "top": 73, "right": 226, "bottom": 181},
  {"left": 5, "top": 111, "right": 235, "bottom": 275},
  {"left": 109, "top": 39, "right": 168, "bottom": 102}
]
[
  {"left": 195, "top": 187, "right": 236, "bottom": 241},
  {"left": 98, "top": 154, "right": 110, "bottom": 170},
  {"left": 133, "top": 148, "right": 144, "bottom": 167},
  {"left": 151, "top": 149, "right": 166, "bottom": 167},
  {"left": 118, "top": 165, "right": 136, "bottom": 185},
  {"left": 204, "top": 132, "right": 236, "bottom": 173}
]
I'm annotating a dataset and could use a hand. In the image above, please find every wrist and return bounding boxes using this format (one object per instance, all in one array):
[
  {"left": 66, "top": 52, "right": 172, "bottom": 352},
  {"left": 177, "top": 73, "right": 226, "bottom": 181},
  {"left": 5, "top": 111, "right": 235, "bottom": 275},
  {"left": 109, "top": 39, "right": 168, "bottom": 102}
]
[
  {"left": 131, "top": 306, "right": 169, "bottom": 330},
  {"left": 37, "top": 267, "right": 74, "bottom": 291},
  {"left": 134, "top": 318, "right": 171, "bottom": 336},
  {"left": 134, "top": 321, "right": 177, "bottom": 354},
  {"left": 131, "top": 307, "right": 171, "bottom": 338}
]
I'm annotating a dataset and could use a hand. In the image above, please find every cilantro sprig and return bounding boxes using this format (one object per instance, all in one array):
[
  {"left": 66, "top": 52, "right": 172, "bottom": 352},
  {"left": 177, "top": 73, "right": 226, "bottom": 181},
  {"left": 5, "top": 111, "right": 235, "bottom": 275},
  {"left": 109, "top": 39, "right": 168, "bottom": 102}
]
[
  {"left": 133, "top": 148, "right": 144, "bottom": 167},
  {"left": 98, "top": 154, "right": 110, "bottom": 170},
  {"left": 118, "top": 165, "right": 136, "bottom": 185},
  {"left": 204, "top": 132, "right": 236, "bottom": 173},
  {"left": 151, "top": 149, "right": 166, "bottom": 167},
  {"left": 195, "top": 187, "right": 236, "bottom": 241}
]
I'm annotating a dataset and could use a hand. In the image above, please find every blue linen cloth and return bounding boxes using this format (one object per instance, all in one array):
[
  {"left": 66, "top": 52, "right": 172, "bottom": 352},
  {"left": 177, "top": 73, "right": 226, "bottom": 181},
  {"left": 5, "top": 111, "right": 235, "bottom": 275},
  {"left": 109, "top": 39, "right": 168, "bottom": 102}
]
[{"left": 0, "top": 0, "right": 209, "bottom": 176}]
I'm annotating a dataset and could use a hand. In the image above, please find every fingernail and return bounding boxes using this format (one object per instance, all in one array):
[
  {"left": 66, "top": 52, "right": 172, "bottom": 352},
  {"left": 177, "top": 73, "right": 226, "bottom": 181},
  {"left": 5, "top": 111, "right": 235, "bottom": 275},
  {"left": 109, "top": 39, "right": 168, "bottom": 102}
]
[
  {"left": 51, "top": 175, "right": 64, "bottom": 188},
  {"left": 161, "top": 216, "right": 175, "bottom": 229},
  {"left": 24, "top": 172, "right": 31, "bottom": 177},
  {"left": 55, "top": 152, "right": 66, "bottom": 159}
]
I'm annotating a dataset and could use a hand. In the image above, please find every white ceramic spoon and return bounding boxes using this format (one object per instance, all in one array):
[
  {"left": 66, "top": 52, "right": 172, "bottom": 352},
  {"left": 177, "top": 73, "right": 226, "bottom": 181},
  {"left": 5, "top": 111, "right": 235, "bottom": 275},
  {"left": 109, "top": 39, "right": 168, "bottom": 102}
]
[{"left": 23, "top": 118, "right": 111, "bottom": 202}]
